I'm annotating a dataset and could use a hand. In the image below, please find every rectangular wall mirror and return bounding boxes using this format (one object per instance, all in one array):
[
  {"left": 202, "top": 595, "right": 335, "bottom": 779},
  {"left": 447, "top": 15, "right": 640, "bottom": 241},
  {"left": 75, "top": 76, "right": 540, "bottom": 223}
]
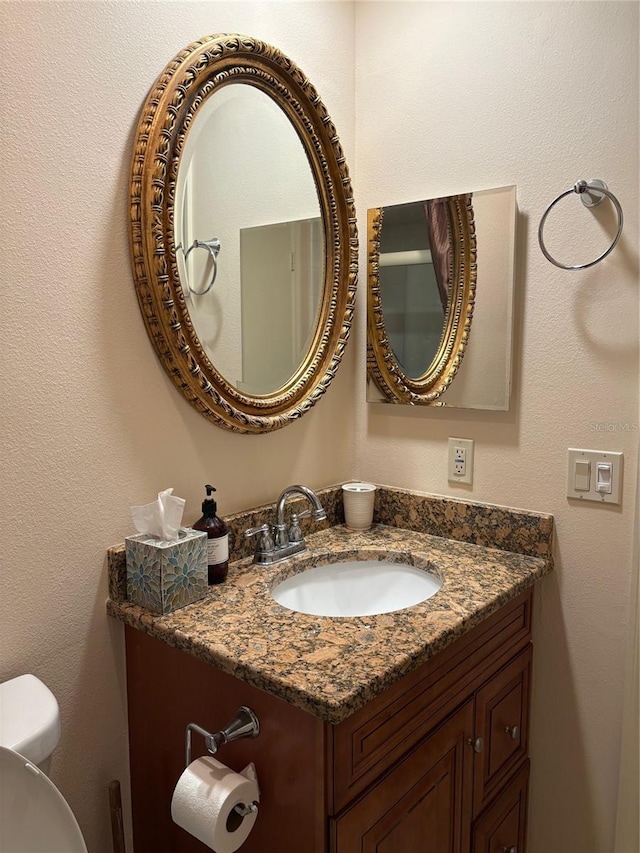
[{"left": 367, "top": 185, "right": 517, "bottom": 410}]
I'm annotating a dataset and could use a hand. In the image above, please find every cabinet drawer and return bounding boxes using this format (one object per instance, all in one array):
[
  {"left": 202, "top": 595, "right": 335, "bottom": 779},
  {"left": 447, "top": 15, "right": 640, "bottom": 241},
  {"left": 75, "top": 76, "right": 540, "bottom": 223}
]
[
  {"left": 331, "top": 701, "right": 474, "bottom": 853},
  {"left": 472, "top": 760, "right": 529, "bottom": 853},
  {"left": 473, "top": 645, "right": 531, "bottom": 816},
  {"left": 331, "top": 591, "right": 532, "bottom": 813}
]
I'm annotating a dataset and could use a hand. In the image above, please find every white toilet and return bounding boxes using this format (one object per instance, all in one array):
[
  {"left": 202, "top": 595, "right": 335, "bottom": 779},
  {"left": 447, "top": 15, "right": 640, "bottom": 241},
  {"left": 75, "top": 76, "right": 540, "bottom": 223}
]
[{"left": 0, "top": 674, "right": 88, "bottom": 853}]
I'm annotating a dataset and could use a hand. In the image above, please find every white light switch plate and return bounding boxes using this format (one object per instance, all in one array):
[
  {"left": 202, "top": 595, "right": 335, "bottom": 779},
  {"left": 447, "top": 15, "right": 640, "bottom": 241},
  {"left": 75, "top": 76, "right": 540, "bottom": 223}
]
[{"left": 567, "top": 448, "right": 623, "bottom": 504}]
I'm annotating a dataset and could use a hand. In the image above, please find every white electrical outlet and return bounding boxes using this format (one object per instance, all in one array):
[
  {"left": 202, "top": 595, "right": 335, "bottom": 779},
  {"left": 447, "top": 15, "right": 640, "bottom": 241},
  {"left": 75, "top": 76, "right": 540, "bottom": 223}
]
[
  {"left": 448, "top": 438, "right": 474, "bottom": 485},
  {"left": 455, "top": 448, "right": 466, "bottom": 476}
]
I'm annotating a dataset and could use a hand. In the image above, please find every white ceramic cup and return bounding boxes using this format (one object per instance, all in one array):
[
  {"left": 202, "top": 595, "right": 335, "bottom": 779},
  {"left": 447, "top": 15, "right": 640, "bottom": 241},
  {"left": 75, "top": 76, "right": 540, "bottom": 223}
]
[{"left": 342, "top": 482, "right": 376, "bottom": 530}]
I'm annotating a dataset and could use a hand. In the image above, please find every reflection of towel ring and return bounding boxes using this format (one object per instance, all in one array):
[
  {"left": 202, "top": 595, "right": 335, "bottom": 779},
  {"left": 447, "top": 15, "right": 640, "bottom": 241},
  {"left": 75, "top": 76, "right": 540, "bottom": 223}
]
[
  {"left": 179, "top": 238, "right": 221, "bottom": 295},
  {"left": 538, "top": 179, "right": 624, "bottom": 270}
]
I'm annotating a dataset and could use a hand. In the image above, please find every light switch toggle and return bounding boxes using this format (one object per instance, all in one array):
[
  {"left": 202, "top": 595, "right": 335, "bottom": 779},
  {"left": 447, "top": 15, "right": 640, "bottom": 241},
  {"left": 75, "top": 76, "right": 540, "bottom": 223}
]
[
  {"left": 596, "top": 462, "right": 612, "bottom": 494},
  {"left": 574, "top": 459, "right": 591, "bottom": 491}
]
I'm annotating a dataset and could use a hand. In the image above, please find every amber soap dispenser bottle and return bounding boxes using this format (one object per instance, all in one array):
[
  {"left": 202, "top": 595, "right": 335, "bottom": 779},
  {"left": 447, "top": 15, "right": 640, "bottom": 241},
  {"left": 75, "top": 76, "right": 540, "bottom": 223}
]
[{"left": 193, "top": 485, "right": 229, "bottom": 584}]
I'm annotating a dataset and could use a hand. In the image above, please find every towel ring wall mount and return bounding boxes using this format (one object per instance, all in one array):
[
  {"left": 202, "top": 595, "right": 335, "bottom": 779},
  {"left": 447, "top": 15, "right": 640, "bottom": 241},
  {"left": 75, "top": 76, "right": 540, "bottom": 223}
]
[{"left": 538, "top": 179, "right": 624, "bottom": 270}]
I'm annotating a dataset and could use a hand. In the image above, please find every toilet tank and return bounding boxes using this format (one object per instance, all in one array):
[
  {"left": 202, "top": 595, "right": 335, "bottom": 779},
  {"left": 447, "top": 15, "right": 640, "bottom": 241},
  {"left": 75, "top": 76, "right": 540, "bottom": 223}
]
[{"left": 0, "top": 674, "right": 61, "bottom": 769}]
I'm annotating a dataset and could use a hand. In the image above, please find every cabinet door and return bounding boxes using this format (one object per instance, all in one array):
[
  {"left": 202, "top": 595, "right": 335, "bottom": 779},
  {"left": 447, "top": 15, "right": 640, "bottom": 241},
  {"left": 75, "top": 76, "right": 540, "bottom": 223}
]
[
  {"left": 473, "top": 646, "right": 531, "bottom": 816},
  {"left": 332, "top": 701, "right": 474, "bottom": 853},
  {"left": 472, "top": 760, "right": 529, "bottom": 853}
]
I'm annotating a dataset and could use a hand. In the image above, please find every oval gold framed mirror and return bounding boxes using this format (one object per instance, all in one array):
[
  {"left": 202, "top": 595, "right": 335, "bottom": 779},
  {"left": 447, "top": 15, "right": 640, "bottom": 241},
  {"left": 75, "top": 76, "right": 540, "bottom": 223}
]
[
  {"left": 130, "top": 34, "right": 357, "bottom": 433},
  {"left": 367, "top": 194, "right": 477, "bottom": 404}
]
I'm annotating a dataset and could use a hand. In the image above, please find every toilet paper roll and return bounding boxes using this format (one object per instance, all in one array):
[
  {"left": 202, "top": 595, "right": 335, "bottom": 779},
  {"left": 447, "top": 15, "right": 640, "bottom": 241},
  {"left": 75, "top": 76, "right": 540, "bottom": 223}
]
[{"left": 171, "top": 757, "right": 259, "bottom": 852}]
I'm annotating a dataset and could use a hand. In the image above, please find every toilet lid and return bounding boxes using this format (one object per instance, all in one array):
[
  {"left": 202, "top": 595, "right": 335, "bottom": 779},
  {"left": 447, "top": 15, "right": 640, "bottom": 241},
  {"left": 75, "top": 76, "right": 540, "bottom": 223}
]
[
  {"left": 0, "top": 674, "right": 60, "bottom": 765},
  {"left": 0, "top": 746, "right": 87, "bottom": 853}
]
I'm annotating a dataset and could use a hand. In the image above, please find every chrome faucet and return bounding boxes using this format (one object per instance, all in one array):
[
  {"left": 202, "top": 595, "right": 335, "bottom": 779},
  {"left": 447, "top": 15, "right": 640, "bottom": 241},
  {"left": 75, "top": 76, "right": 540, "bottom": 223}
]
[{"left": 244, "top": 485, "right": 327, "bottom": 565}]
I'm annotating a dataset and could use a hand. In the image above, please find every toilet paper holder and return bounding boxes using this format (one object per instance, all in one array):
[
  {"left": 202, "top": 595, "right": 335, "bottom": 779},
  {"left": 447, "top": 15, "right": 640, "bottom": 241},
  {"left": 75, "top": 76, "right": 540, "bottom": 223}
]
[
  {"left": 184, "top": 707, "right": 260, "bottom": 818},
  {"left": 184, "top": 707, "right": 260, "bottom": 766}
]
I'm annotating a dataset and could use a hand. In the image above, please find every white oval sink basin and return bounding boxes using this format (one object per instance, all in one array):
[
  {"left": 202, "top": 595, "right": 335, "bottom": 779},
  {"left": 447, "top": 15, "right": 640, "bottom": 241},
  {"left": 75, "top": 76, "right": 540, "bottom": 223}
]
[{"left": 271, "top": 560, "right": 442, "bottom": 617}]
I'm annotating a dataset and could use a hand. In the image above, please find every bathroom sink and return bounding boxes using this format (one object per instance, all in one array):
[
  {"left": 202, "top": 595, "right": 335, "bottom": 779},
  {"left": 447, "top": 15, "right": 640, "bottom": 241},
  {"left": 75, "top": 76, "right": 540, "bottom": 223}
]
[{"left": 271, "top": 560, "right": 442, "bottom": 617}]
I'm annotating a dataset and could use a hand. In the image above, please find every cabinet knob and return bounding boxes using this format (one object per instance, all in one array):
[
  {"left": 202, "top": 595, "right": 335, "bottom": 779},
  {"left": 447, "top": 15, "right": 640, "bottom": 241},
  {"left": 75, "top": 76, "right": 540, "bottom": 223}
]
[
  {"left": 502, "top": 847, "right": 517, "bottom": 853},
  {"left": 504, "top": 724, "right": 520, "bottom": 740},
  {"left": 467, "top": 736, "right": 484, "bottom": 753}
]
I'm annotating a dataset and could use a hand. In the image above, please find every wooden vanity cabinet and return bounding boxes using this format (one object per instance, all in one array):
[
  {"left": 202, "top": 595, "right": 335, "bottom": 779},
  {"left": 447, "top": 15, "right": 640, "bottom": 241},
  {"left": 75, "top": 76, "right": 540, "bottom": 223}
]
[{"left": 125, "top": 589, "right": 533, "bottom": 853}]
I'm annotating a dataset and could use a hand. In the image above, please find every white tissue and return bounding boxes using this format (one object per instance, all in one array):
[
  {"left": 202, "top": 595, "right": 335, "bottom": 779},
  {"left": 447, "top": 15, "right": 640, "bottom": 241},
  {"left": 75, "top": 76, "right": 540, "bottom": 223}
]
[{"left": 130, "top": 488, "right": 186, "bottom": 542}]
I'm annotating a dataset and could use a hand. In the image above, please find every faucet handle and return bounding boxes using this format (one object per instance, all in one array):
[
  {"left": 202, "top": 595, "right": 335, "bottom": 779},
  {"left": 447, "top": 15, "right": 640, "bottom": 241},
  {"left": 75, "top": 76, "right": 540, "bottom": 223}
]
[
  {"left": 288, "top": 508, "right": 318, "bottom": 542},
  {"left": 244, "top": 523, "right": 275, "bottom": 553},
  {"left": 274, "top": 523, "right": 289, "bottom": 548},
  {"left": 288, "top": 513, "right": 304, "bottom": 544}
]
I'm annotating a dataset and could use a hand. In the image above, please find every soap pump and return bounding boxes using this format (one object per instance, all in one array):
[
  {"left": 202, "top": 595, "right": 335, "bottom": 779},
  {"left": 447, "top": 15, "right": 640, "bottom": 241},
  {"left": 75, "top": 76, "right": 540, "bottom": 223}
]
[{"left": 192, "top": 485, "right": 229, "bottom": 585}]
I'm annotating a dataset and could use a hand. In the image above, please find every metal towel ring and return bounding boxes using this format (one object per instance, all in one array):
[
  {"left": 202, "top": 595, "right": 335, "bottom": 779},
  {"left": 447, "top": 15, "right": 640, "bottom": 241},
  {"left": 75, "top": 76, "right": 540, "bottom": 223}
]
[
  {"left": 178, "top": 237, "right": 221, "bottom": 295},
  {"left": 538, "top": 179, "right": 624, "bottom": 270}
]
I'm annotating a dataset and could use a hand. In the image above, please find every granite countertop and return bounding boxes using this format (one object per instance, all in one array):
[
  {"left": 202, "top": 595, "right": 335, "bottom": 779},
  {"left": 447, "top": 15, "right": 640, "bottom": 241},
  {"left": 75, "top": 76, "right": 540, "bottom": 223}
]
[{"left": 107, "top": 509, "right": 553, "bottom": 724}]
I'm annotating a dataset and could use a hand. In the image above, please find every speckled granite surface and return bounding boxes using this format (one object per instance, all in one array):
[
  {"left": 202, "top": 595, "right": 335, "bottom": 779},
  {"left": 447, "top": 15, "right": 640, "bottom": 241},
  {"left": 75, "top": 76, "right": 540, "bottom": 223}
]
[
  {"left": 107, "top": 491, "right": 553, "bottom": 723},
  {"left": 374, "top": 486, "right": 554, "bottom": 561},
  {"left": 140, "top": 483, "right": 554, "bottom": 567}
]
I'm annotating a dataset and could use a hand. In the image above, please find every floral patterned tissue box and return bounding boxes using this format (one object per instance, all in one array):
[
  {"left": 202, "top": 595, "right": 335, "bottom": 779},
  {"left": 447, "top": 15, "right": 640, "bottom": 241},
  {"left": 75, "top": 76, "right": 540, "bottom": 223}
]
[{"left": 125, "top": 528, "right": 208, "bottom": 614}]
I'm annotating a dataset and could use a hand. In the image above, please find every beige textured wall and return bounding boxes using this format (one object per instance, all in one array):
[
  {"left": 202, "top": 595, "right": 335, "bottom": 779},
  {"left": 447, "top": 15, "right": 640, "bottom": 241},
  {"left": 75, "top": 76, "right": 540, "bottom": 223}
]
[
  {"left": 0, "top": 2, "right": 355, "bottom": 850},
  {"left": 354, "top": 3, "right": 638, "bottom": 852}
]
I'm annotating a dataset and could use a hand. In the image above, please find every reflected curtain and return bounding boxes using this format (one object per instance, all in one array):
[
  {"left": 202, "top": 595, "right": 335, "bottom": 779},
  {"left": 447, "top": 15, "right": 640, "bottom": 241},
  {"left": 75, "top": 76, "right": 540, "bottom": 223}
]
[{"left": 423, "top": 198, "right": 453, "bottom": 313}]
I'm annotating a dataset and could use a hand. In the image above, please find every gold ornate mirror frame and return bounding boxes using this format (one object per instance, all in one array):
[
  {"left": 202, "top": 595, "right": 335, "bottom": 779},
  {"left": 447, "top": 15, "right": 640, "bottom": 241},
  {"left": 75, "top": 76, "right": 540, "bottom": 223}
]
[
  {"left": 130, "top": 34, "right": 357, "bottom": 433},
  {"left": 366, "top": 195, "right": 476, "bottom": 404}
]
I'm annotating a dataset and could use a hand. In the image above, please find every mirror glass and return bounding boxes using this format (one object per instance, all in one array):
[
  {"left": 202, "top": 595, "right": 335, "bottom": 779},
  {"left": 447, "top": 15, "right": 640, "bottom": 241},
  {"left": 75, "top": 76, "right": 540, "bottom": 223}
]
[
  {"left": 175, "top": 84, "right": 323, "bottom": 395},
  {"left": 377, "top": 200, "right": 454, "bottom": 378},
  {"left": 129, "top": 34, "right": 357, "bottom": 433},
  {"left": 367, "top": 185, "right": 516, "bottom": 410}
]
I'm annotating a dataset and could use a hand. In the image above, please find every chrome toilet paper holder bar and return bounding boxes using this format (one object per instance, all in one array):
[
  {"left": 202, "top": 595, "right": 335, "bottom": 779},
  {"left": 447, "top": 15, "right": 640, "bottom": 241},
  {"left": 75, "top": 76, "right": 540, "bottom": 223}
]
[
  {"left": 231, "top": 802, "right": 257, "bottom": 818},
  {"left": 184, "top": 706, "right": 260, "bottom": 766}
]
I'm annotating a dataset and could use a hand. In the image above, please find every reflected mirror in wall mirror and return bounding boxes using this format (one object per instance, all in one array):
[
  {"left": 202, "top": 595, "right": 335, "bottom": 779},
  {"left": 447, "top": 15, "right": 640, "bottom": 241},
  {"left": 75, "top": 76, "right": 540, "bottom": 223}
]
[
  {"left": 367, "top": 185, "right": 516, "bottom": 410},
  {"left": 130, "top": 34, "right": 357, "bottom": 433}
]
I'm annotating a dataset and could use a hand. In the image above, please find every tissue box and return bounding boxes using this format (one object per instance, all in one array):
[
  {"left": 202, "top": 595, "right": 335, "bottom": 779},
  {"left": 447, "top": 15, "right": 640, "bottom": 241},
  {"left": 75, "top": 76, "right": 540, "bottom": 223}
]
[{"left": 125, "top": 528, "right": 208, "bottom": 615}]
